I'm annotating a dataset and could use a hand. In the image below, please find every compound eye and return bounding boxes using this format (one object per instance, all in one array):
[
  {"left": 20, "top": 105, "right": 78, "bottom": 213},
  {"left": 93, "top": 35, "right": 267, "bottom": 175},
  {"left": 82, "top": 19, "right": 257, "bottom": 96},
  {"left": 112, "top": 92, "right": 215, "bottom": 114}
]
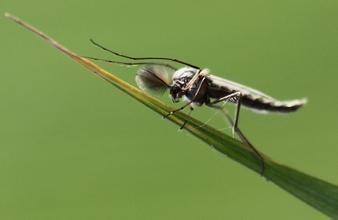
[
  {"left": 169, "top": 85, "right": 183, "bottom": 101},
  {"left": 170, "top": 85, "right": 179, "bottom": 95}
]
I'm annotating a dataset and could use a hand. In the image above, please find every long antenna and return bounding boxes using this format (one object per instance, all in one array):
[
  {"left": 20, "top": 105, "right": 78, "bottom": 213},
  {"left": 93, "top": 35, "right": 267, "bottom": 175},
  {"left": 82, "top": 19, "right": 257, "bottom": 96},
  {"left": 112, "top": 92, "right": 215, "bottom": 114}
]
[
  {"left": 83, "top": 56, "right": 177, "bottom": 70},
  {"left": 89, "top": 39, "right": 200, "bottom": 69}
]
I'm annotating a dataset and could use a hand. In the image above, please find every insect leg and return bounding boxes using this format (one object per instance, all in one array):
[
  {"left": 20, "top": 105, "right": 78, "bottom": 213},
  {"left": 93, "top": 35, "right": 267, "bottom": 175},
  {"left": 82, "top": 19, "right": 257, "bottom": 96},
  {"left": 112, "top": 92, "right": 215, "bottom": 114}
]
[
  {"left": 89, "top": 39, "right": 200, "bottom": 69},
  {"left": 209, "top": 91, "right": 242, "bottom": 137},
  {"left": 183, "top": 69, "right": 203, "bottom": 91},
  {"left": 164, "top": 76, "right": 207, "bottom": 118},
  {"left": 180, "top": 106, "right": 194, "bottom": 130},
  {"left": 207, "top": 96, "right": 266, "bottom": 175}
]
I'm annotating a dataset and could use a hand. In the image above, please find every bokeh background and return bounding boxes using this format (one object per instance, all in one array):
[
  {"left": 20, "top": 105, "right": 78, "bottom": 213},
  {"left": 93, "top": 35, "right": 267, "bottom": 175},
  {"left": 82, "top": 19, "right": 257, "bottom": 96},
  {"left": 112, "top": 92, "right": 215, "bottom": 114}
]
[{"left": 1, "top": 0, "right": 338, "bottom": 219}]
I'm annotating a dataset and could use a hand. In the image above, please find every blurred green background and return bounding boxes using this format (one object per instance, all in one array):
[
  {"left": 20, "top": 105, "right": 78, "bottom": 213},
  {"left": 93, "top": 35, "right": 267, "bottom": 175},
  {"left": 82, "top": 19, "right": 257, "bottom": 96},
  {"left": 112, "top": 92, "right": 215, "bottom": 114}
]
[{"left": 1, "top": 0, "right": 338, "bottom": 219}]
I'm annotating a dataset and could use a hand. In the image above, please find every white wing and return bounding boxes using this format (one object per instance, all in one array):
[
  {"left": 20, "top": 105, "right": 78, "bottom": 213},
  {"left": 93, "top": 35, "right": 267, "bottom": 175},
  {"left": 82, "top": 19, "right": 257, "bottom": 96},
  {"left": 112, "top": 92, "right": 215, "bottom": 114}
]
[
  {"left": 208, "top": 74, "right": 307, "bottom": 113},
  {"left": 208, "top": 74, "right": 275, "bottom": 100}
]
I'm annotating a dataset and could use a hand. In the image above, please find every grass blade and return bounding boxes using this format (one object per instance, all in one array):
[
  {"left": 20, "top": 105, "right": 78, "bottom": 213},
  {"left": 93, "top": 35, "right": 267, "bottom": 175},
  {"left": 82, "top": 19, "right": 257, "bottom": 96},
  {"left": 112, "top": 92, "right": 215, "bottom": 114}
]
[{"left": 5, "top": 12, "right": 338, "bottom": 218}]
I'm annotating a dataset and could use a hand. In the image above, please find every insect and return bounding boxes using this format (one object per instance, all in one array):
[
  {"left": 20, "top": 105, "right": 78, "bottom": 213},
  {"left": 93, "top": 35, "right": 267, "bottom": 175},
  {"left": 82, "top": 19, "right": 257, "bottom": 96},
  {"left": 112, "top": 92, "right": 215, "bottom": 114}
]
[{"left": 85, "top": 39, "right": 307, "bottom": 175}]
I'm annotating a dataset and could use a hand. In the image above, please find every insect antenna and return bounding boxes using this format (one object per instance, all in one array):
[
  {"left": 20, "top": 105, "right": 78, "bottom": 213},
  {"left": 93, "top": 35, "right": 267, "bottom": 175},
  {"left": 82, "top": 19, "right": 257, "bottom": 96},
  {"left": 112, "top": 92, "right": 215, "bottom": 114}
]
[
  {"left": 83, "top": 56, "right": 177, "bottom": 70},
  {"left": 89, "top": 38, "right": 200, "bottom": 69}
]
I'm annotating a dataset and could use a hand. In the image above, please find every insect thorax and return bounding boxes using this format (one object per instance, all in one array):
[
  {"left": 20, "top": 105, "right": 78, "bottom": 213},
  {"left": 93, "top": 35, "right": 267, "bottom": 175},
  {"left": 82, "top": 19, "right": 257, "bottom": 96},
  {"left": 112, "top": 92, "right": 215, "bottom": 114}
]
[
  {"left": 169, "top": 67, "right": 197, "bottom": 102},
  {"left": 169, "top": 67, "right": 211, "bottom": 104}
]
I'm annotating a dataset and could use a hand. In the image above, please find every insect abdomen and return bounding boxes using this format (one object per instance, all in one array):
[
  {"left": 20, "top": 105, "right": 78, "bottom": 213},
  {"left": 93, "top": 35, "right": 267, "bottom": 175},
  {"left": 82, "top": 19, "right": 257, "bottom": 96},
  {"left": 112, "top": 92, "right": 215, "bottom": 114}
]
[{"left": 241, "top": 95, "right": 307, "bottom": 113}]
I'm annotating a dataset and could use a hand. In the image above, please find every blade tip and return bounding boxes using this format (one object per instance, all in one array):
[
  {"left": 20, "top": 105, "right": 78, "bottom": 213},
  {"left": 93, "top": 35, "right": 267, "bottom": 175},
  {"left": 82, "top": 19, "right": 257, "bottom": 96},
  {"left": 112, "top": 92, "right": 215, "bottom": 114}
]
[{"left": 4, "top": 12, "right": 11, "bottom": 18}]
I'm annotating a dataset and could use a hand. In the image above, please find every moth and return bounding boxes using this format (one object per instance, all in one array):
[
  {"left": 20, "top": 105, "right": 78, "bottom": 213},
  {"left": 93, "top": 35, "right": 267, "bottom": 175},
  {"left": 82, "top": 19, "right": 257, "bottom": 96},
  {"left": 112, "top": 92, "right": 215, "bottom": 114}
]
[{"left": 85, "top": 39, "right": 307, "bottom": 174}]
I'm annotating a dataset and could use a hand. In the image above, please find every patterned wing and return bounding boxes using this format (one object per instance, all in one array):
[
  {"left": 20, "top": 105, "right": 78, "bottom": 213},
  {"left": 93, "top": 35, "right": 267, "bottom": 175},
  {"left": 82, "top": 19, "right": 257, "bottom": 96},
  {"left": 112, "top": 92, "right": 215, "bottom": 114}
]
[{"left": 135, "top": 65, "right": 174, "bottom": 94}]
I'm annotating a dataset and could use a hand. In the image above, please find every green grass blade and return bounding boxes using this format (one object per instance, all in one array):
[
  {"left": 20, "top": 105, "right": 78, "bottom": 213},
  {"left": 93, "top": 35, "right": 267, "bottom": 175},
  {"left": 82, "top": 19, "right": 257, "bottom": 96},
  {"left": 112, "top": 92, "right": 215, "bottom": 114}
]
[{"left": 5, "top": 12, "right": 338, "bottom": 218}]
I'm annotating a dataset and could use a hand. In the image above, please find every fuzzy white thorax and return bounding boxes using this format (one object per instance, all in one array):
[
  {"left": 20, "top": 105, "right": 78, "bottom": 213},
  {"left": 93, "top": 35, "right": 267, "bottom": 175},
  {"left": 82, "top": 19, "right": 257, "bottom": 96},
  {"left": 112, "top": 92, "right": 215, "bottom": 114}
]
[
  {"left": 172, "top": 67, "right": 198, "bottom": 81},
  {"left": 172, "top": 67, "right": 210, "bottom": 91}
]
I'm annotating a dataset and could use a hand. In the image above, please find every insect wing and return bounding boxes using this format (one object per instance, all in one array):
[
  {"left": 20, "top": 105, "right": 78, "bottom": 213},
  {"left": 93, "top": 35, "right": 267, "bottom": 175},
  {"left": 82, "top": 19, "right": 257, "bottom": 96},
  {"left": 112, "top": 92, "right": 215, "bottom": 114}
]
[
  {"left": 208, "top": 74, "right": 275, "bottom": 100},
  {"left": 136, "top": 65, "right": 174, "bottom": 94},
  {"left": 208, "top": 74, "right": 307, "bottom": 113}
]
